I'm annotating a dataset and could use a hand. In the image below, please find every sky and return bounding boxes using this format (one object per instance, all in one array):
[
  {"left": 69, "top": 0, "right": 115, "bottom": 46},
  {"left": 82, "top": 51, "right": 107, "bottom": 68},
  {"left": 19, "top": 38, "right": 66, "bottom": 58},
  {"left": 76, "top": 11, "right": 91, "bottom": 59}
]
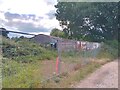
[{"left": 0, "top": 0, "right": 62, "bottom": 38}]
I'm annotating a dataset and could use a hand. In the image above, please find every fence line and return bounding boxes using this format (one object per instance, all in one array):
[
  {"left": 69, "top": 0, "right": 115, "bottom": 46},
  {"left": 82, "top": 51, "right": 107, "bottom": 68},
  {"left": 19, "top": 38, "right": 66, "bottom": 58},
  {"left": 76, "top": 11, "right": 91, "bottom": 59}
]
[{"left": 1, "top": 30, "right": 103, "bottom": 88}]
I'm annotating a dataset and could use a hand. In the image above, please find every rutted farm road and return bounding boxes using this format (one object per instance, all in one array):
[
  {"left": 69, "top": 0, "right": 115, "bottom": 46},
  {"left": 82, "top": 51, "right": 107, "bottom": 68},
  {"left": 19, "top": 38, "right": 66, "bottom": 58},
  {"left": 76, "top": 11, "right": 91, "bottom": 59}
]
[{"left": 74, "top": 60, "right": 118, "bottom": 88}]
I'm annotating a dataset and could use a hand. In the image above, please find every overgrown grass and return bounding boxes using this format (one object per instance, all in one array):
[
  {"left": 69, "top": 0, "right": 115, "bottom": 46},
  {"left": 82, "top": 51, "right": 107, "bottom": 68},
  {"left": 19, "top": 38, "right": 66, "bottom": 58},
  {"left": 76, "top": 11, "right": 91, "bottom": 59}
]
[
  {"left": 1, "top": 36, "right": 57, "bottom": 63},
  {"left": 2, "top": 57, "right": 111, "bottom": 88},
  {"left": 2, "top": 58, "right": 43, "bottom": 88},
  {"left": 38, "top": 45, "right": 115, "bottom": 88},
  {"left": 1, "top": 36, "right": 57, "bottom": 88},
  {"left": 40, "top": 61, "right": 103, "bottom": 88},
  {"left": 1, "top": 36, "right": 118, "bottom": 88},
  {"left": 97, "top": 40, "right": 118, "bottom": 60}
]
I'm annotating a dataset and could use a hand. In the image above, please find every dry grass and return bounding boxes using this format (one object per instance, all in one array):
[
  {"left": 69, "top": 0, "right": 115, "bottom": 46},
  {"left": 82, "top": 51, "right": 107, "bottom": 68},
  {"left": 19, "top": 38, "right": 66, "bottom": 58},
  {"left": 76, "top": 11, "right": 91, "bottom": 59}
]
[{"left": 39, "top": 58, "right": 110, "bottom": 88}]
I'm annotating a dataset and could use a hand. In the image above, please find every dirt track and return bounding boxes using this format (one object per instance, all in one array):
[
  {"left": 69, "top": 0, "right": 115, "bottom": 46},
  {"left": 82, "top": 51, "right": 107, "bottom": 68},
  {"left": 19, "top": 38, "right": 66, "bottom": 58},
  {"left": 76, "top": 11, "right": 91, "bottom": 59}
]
[{"left": 75, "top": 60, "right": 118, "bottom": 88}]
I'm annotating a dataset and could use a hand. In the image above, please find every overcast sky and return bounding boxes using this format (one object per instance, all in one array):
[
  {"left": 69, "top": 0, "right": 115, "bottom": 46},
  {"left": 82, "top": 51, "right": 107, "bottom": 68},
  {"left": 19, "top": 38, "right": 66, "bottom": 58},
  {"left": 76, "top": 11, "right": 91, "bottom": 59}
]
[{"left": 0, "top": 0, "right": 62, "bottom": 37}]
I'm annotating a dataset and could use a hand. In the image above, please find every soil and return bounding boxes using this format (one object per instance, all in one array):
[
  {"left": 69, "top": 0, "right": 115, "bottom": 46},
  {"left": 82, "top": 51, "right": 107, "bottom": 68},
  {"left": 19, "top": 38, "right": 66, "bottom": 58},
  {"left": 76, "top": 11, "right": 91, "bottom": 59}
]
[{"left": 74, "top": 60, "right": 118, "bottom": 88}]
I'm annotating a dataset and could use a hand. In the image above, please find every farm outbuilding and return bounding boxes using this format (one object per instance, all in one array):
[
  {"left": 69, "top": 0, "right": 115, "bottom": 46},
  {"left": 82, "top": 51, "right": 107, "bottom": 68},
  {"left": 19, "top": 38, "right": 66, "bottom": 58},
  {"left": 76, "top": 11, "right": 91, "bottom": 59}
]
[
  {"left": 31, "top": 34, "right": 101, "bottom": 52},
  {"left": 31, "top": 34, "right": 51, "bottom": 44},
  {"left": 31, "top": 34, "right": 62, "bottom": 48}
]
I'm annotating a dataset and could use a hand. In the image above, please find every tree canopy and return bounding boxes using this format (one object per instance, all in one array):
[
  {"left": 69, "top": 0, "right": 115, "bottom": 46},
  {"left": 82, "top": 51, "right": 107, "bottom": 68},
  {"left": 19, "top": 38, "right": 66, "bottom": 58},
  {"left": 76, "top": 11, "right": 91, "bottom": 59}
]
[
  {"left": 50, "top": 28, "right": 65, "bottom": 38},
  {"left": 55, "top": 2, "right": 119, "bottom": 42}
]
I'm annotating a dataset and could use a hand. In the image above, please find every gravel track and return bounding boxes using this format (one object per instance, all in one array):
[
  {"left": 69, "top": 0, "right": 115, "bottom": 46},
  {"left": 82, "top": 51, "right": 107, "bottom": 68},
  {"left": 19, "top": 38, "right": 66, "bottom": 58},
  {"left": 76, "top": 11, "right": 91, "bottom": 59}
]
[{"left": 75, "top": 60, "right": 118, "bottom": 88}]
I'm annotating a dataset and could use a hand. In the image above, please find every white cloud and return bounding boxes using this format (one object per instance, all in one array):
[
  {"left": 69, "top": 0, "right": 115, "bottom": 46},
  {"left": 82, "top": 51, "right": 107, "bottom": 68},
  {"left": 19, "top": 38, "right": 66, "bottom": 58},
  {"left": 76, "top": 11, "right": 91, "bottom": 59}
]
[
  {"left": 39, "top": 17, "right": 62, "bottom": 30},
  {"left": 11, "top": 16, "right": 62, "bottom": 31},
  {"left": 0, "top": 11, "right": 8, "bottom": 22},
  {"left": 0, "top": 0, "right": 61, "bottom": 36},
  {"left": 8, "top": 31, "right": 50, "bottom": 38},
  {"left": 0, "top": 0, "right": 56, "bottom": 16},
  {"left": 31, "top": 32, "right": 50, "bottom": 35}
]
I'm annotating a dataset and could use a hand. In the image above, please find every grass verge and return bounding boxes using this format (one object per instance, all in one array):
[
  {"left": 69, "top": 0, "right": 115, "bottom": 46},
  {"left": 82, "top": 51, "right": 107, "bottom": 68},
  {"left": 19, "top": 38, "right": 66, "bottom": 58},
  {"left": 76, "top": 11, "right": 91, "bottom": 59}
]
[{"left": 41, "top": 59, "right": 110, "bottom": 88}]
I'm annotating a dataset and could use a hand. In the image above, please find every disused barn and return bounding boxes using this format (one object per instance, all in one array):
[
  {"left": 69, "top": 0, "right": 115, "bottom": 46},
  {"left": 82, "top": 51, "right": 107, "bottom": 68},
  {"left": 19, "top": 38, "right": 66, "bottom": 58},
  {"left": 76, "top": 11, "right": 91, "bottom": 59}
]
[
  {"left": 31, "top": 34, "right": 101, "bottom": 52},
  {"left": 31, "top": 34, "right": 62, "bottom": 48},
  {"left": 31, "top": 34, "right": 51, "bottom": 44}
]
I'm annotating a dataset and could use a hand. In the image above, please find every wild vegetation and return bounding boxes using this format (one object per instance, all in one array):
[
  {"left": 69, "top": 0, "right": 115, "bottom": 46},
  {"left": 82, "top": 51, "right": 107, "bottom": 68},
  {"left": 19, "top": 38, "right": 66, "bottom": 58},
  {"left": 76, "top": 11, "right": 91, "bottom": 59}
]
[
  {"left": 2, "top": 36, "right": 57, "bottom": 63},
  {"left": 52, "top": 2, "right": 119, "bottom": 58},
  {"left": 97, "top": 40, "right": 118, "bottom": 59},
  {"left": 1, "top": 36, "right": 57, "bottom": 88},
  {"left": 50, "top": 28, "right": 65, "bottom": 38},
  {"left": 1, "top": 2, "right": 119, "bottom": 88},
  {"left": 1, "top": 36, "right": 118, "bottom": 88},
  {"left": 55, "top": 2, "right": 119, "bottom": 42}
]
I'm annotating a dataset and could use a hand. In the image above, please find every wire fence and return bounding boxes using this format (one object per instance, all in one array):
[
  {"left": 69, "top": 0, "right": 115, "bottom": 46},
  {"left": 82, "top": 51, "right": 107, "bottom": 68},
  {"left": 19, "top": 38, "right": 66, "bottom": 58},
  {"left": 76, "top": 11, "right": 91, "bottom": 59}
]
[
  {"left": 37, "top": 40, "right": 102, "bottom": 87},
  {"left": 1, "top": 28, "right": 119, "bottom": 88},
  {"left": 1, "top": 30, "right": 104, "bottom": 88},
  {"left": 56, "top": 40, "right": 101, "bottom": 73}
]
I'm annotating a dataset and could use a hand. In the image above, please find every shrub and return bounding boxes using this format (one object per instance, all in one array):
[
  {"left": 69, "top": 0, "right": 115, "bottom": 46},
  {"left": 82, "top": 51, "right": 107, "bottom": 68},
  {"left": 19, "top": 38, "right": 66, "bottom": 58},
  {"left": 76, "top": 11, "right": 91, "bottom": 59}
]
[
  {"left": 1, "top": 36, "right": 57, "bottom": 62},
  {"left": 97, "top": 40, "right": 118, "bottom": 59}
]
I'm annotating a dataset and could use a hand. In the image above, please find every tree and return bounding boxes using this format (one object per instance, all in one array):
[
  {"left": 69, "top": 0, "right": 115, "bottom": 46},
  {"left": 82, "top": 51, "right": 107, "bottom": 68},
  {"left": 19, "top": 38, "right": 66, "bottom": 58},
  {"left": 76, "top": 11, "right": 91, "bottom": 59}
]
[
  {"left": 55, "top": 2, "right": 119, "bottom": 42},
  {"left": 0, "top": 28, "right": 9, "bottom": 38},
  {"left": 50, "top": 28, "right": 65, "bottom": 38}
]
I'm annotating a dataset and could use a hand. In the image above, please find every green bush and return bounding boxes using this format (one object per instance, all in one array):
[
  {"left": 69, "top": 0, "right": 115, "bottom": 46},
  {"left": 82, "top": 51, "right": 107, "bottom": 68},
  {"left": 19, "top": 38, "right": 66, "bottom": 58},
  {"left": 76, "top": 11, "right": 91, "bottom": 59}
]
[
  {"left": 97, "top": 40, "right": 118, "bottom": 59},
  {"left": 2, "top": 59, "right": 43, "bottom": 88},
  {"left": 1, "top": 36, "right": 57, "bottom": 62}
]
